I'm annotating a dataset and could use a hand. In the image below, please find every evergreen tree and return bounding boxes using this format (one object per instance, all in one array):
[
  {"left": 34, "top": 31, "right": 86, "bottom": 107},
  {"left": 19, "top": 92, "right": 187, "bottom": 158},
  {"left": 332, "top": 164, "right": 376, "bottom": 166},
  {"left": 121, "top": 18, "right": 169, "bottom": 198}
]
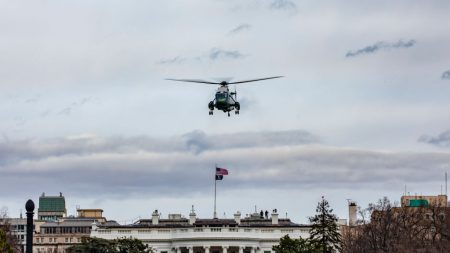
[
  {"left": 309, "top": 197, "right": 342, "bottom": 253},
  {"left": 273, "top": 235, "right": 320, "bottom": 253}
]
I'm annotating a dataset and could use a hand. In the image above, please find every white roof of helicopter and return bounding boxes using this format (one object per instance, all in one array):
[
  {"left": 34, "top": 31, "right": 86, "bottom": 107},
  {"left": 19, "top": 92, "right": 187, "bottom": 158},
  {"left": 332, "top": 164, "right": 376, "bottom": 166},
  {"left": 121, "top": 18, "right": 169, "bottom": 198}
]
[{"left": 217, "top": 86, "right": 228, "bottom": 92}]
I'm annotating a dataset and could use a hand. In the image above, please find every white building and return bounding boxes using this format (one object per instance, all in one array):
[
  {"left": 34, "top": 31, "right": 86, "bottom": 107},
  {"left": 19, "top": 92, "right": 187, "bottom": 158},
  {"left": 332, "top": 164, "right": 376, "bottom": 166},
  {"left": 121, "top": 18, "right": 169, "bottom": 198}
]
[{"left": 91, "top": 208, "right": 311, "bottom": 253}]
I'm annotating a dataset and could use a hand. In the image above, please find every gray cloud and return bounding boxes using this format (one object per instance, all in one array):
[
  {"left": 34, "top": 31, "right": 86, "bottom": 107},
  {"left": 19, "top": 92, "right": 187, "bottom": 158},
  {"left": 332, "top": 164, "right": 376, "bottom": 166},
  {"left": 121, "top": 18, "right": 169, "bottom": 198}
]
[
  {"left": 157, "top": 56, "right": 186, "bottom": 65},
  {"left": 25, "top": 96, "right": 40, "bottom": 104},
  {"left": 1, "top": 130, "right": 449, "bottom": 200},
  {"left": 56, "top": 97, "right": 97, "bottom": 116},
  {"left": 57, "top": 107, "right": 72, "bottom": 116},
  {"left": 228, "top": 24, "right": 251, "bottom": 35},
  {"left": 346, "top": 40, "right": 416, "bottom": 57},
  {"left": 442, "top": 70, "right": 450, "bottom": 79},
  {"left": 0, "top": 130, "right": 317, "bottom": 164},
  {"left": 209, "top": 48, "right": 246, "bottom": 61},
  {"left": 182, "top": 129, "right": 318, "bottom": 154},
  {"left": 419, "top": 130, "right": 450, "bottom": 148},
  {"left": 270, "top": 0, "right": 297, "bottom": 11},
  {"left": 160, "top": 49, "right": 246, "bottom": 64}
]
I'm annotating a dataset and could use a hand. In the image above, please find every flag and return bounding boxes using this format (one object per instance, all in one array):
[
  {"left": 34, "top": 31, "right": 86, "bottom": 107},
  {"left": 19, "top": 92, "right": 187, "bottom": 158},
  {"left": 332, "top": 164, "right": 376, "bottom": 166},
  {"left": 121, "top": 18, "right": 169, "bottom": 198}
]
[{"left": 215, "top": 167, "right": 228, "bottom": 180}]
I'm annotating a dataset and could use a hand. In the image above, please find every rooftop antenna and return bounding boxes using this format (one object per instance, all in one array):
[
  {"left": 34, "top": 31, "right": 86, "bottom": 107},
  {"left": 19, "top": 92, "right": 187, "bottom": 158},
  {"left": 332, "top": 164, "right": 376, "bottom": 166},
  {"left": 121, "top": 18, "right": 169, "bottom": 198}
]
[
  {"left": 404, "top": 185, "right": 407, "bottom": 196},
  {"left": 446, "top": 172, "right": 448, "bottom": 196}
]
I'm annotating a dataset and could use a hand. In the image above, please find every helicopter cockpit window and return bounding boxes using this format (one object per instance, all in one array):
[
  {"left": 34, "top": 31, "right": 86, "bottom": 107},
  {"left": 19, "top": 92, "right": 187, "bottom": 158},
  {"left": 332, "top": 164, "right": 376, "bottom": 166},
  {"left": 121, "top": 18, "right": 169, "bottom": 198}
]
[{"left": 216, "top": 93, "right": 227, "bottom": 100}]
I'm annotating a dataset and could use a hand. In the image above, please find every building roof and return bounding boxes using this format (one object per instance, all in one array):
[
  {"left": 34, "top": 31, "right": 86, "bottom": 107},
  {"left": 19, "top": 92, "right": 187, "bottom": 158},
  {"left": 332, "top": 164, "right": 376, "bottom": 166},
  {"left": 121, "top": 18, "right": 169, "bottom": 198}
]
[
  {"left": 239, "top": 218, "right": 301, "bottom": 227},
  {"left": 38, "top": 196, "right": 66, "bottom": 212},
  {"left": 98, "top": 217, "right": 305, "bottom": 229},
  {"left": 41, "top": 218, "right": 119, "bottom": 227}
]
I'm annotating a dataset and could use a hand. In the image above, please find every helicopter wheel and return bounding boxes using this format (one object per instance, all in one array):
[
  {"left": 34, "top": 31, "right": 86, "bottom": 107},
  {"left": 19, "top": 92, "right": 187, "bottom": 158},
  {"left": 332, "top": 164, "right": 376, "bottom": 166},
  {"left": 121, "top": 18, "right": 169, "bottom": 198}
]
[
  {"left": 228, "top": 112, "right": 230, "bottom": 117},
  {"left": 209, "top": 111, "right": 213, "bottom": 115},
  {"left": 235, "top": 110, "right": 239, "bottom": 115}
]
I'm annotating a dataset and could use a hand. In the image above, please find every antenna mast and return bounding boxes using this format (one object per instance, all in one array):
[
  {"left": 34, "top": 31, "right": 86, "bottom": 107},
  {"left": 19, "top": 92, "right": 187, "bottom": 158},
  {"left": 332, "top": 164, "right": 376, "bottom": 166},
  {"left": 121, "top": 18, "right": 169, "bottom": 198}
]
[{"left": 445, "top": 171, "right": 447, "bottom": 196}]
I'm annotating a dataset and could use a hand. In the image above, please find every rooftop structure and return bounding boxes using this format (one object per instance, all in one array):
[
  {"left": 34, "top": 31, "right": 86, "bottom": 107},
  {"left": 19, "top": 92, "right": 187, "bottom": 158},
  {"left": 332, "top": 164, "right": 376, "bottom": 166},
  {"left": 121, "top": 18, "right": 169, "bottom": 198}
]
[
  {"left": 38, "top": 192, "right": 67, "bottom": 221},
  {"left": 401, "top": 194, "right": 448, "bottom": 207},
  {"left": 76, "top": 208, "right": 104, "bottom": 220}
]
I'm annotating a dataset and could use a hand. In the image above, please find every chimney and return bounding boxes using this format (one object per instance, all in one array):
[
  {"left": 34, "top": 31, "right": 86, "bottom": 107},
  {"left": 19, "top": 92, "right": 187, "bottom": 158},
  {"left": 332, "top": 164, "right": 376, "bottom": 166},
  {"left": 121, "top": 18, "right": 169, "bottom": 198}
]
[
  {"left": 152, "top": 210, "right": 159, "bottom": 225},
  {"left": 189, "top": 205, "right": 196, "bottom": 225},
  {"left": 271, "top": 209, "right": 279, "bottom": 225},
  {"left": 349, "top": 201, "right": 357, "bottom": 226},
  {"left": 91, "top": 221, "right": 98, "bottom": 231},
  {"left": 234, "top": 211, "right": 241, "bottom": 224}
]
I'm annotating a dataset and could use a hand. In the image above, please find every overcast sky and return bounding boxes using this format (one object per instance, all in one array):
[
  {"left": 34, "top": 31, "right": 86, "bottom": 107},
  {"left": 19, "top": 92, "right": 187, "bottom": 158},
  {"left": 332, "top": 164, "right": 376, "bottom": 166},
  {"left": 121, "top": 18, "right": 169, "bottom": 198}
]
[{"left": 1, "top": 0, "right": 450, "bottom": 224}]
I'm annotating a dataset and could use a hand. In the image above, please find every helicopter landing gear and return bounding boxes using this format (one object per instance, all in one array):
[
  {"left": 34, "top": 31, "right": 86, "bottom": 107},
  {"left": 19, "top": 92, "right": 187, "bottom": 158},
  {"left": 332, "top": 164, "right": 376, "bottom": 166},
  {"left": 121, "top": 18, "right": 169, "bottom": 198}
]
[
  {"left": 235, "top": 110, "right": 239, "bottom": 115},
  {"left": 209, "top": 111, "right": 213, "bottom": 115},
  {"left": 208, "top": 101, "right": 214, "bottom": 111}
]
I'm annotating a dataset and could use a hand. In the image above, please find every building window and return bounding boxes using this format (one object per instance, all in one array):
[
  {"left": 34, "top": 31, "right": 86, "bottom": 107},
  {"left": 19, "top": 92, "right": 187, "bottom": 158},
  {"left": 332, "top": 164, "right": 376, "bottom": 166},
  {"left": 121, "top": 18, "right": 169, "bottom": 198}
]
[
  {"left": 65, "top": 238, "right": 68, "bottom": 243},
  {"left": 49, "top": 238, "right": 52, "bottom": 243}
]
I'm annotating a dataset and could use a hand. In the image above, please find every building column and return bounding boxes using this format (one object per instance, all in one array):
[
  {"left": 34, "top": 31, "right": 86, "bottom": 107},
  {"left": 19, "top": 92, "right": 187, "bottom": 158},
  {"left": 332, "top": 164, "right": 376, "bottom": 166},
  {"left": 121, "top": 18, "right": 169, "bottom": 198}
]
[
  {"left": 223, "top": 246, "right": 229, "bottom": 253},
  {"left": 239, "top": 246, "right": 245, "bottom": 253},
  {"left": 188, "top": 247, "right": 194, "bottom": 253},
  {"left": 177, "top": 247, "right": 182, "bottom": 253},
  {"left": 250, "top": 247, "right": 256, "bottom": 253},
  {"left": 204, "top": 246, "right": 210, "bottom": 253}
]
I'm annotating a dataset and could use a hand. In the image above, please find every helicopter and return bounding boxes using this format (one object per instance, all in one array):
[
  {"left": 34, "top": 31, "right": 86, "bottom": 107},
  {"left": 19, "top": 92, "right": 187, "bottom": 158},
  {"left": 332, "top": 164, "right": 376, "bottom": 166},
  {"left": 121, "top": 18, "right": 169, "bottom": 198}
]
[{"left": 166, "top": 76, "right": 283, "bottom": 116}]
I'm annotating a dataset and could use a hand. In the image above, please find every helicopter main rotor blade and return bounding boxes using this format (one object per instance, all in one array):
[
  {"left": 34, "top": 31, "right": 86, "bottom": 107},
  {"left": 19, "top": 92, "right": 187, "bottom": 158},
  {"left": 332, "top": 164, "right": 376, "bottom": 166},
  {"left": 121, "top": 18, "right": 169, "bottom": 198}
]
[
  {"left": 165, "top": 78, "right": 220, "bottom": 85},
  {"left": 228, "top": 76, "right": 283, "bottom": 84}
]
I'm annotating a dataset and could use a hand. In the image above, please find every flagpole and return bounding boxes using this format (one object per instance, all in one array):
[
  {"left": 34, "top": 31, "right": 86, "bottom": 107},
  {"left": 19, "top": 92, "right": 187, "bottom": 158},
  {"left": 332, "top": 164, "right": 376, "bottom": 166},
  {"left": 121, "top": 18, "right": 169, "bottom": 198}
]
[{"left": 214, "top": 166, "right": 217, "bottom": 219}]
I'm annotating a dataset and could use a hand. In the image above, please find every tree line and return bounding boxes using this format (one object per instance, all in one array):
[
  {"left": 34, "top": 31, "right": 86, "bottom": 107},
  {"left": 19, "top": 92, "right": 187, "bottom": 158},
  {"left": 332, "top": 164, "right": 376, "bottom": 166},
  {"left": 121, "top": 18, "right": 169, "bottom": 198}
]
[
  {"left": 341, "top": 197, "right": 450, "bottom": 253},
  {"left": 275, "top": 197, "right": 450, "bottom": 253}
]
